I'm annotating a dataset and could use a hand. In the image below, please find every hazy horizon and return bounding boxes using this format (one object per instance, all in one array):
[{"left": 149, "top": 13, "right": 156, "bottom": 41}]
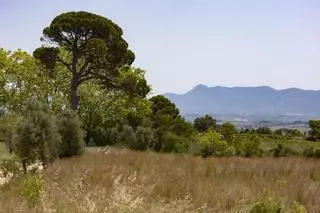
[
  {"left": 166, "top": 84, "right": 320, "bottom": 95},
  {"left": 1, "top": 0, "right": 320, "bottom": 94}
]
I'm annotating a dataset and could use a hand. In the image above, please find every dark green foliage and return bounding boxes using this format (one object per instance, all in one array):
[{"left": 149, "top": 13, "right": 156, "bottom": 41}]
[
  {"left": 314, "top": 149, "right": 320, "bottom": 158},
  {"left": 58, "top": 109, "right": 85, "bottom": 158},
  {"left": 193, "top": 114, "right": 216, "bottom": 132},
  {"left": 85, "top": 127, "right": 105, "bottom": 146},
  {"left": 171, "top": 116, "right": 195, "bottom": 138},
  {"left": 15, "top": 102, "right": 61, "bottom": 167},
  {"left": 272, "top": 128, "right": 304, "bottom": 140},
  {"left": 120, "top": 125, "right": 136, "bottom": 147},
  {"left": 273, "top": 144, "right": 298, "bottom": 157},
  {"left": 110, "top": 126, "right": 121, "bottom": 145},
  {"left": 255, "top": 127, "right": 272, "bottom": 135},
  {"left": 150, "top": 95, "right": 179, "bottom": 123},
  {"left": 149, "top": 95, "right": 195, "bottom": 153},
  {"left": 126, "top": 112, "right": 144, "bottom": 130},
  {"left": 308, "top": 120, "right": 320, "bottom": 141},
  {"left": 34, "top": 11, "right": 136, "bottom": 110},
  {"left": 161, "top": 131, "right": 189, "bottom": 153},
  {"left": 32, "top": 47, "right": 59, "bottom": 70},
  {"left": 240, "top": 137, "right": 261, "bottom": 157},
  {"left": 199, "top": 130, "right": 235, "bottom": 157},
  {"left": 219, "top": 122, "right": 237, "bottom": 143},
  {"left": 303, "top": 147, "right": 320, "bottom": 158},
  {"left": 303, "top": 147, "right": 315, "bottom": 157},
  {"left": 132, "top": 127, "right": 155, "bottom": 151},
  {"left": 0, "top": 114, "right": 16, "bottom": 154},
  {"left": 38, "top": 11, "right": 135, "bottom": 69}
]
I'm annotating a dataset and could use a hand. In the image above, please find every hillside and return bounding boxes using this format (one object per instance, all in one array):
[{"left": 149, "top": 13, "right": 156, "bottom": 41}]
[{"left": 165, "top": 85, "right": 320, "bottom": 121}]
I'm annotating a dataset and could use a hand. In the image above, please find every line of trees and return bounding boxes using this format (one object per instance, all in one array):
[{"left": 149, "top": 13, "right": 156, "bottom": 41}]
[{"left": 1, "top": 11, "right": 320, "bottom": 172}]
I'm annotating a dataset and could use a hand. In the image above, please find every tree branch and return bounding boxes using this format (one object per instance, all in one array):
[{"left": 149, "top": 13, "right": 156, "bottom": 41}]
[{"left": 56, "top": 57, "right": 73, "bottom": 72}]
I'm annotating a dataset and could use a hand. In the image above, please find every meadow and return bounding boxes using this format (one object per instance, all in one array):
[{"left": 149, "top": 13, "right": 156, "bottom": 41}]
[
  {"left": 0, "top": 148, "right": 319, "bottom": 213},
  {"left": 1, "top": 9, "right": 320, "bottom": 213}
]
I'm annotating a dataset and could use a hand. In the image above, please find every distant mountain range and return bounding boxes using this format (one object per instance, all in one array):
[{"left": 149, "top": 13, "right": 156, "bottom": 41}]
[{"left": 164, "top": 85, "right": 320, "bottom": 122}]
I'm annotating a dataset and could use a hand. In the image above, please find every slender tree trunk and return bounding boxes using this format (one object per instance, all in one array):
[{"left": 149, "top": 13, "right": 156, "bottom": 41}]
[
  {"left": 22, "top": 158, "right": 27, "bottom": 174},
  {"left": 71, "top": 75, "right": 79, "bottom": 111}
]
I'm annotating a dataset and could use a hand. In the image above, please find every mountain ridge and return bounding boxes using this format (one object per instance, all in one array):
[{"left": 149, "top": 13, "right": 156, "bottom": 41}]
[{"left": 164, "top": 85, "right": 320, "bottom": 120}]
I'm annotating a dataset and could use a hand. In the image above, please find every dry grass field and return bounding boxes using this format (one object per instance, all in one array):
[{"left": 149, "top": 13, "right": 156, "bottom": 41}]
[{"left": 0, "top": 148, "right": 319, "bottom": 212}]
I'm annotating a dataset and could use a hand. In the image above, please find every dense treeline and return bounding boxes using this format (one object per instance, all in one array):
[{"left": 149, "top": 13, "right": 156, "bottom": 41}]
[{"left": 1, "top": 11, "right": 320, "bottom": 172}]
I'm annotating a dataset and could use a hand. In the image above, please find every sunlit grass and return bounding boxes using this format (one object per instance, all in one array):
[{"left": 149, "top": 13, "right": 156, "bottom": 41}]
[{"left": 0, "top": 149, "right": 319, "bottom": 212}]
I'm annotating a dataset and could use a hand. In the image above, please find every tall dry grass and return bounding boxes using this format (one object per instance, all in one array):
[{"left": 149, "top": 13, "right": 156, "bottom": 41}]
[{"left": 0, "top": 148, "right": 319, "bottom": 212}]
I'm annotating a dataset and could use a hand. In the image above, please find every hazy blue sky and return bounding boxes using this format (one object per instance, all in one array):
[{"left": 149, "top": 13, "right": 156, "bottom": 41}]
[{"left": 1, "top": 0, "right": 320, "bottom": 94}]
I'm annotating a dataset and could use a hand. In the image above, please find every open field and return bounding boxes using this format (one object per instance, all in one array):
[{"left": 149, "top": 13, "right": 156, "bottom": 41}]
[{"left": 0, "top": 149, "right": 319, "bottom": 212}]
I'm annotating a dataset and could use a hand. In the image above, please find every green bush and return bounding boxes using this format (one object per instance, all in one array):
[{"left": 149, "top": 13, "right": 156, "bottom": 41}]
[
  {"left": 161, "top": 131, "right": 189, "bottom": 153},
  {"left": 219, "top": 122, "right": 237, "bottom": 144},
  {"left": 58, "top": 109, "right": 85, "bottom": 158},
  {"left": 303, "top": 147, "right": 320, "bottom": 158},
  {"left": 0, "top": 158, "right": 21, "bottom": 177},
  {"left": 132, "top": 126, "right": 155, "bottom": 151},
  {"left": 314, "top": 149, "right": 320, "bottom": 158},
  {"left": 303, "top": 147, "right": 314, "bottom": 157},
  {"left": 249, "top": 198, "right": 283, "bottom": 213},
  {"left": 120, "top": 125, "right": 136, "bottom": 147},
  {"left": 193, "top": 114, "right": 216, "bottom": 132},
  {"left": 240, "top": 138, "right": 261, "bottom": 157},
  {"left": 291, "top": 201, "right": 307, "bottom": 213},
  {"left": 110, "top": 126, "right": 121, "bottom": 145},
  {"left": 273, "top": 144, "right": 299, "bottom": 157},
  {"left": 18, "top": 174, "right": 45, "bottom": 206},
  {"left": 200, "top": 130, "right": 235, "bottom": 157},
  {"left": 15, "top": 101, "right": 61, "bottom": 168}
]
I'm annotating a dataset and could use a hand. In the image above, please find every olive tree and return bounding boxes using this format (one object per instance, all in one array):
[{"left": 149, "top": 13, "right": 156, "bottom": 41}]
[{"left": 15, "top": 102, "right": 61, "bottom": 172}]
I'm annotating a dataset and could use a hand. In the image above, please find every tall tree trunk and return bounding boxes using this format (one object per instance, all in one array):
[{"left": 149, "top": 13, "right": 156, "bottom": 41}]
[
  {"left": 71, "top": 75, "right": 79, "bottom": 111},
  {"left": 22, "top": 158, "right": 27, "bottom": 174}
]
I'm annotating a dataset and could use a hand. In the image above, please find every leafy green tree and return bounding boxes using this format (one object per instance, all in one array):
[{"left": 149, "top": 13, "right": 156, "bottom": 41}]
[
  {"left": 194, "top": 114, "right": 217, "bottom": 132},
  {"left": 33, "top": 11, "right": 146, "bottom": 110},
  {"left": 148, "top": 95, "right": 196, "bottom": 152},
  {"left": 255, "top": 126, "right": 272, "bottom": 135},
  {"left": 78, "top": 68, "right": 151, "bottom": 144},
  {"left": 132, "top": 127, "right": 155, "bottom": 151},
  {"left": 149, "top": 95, "right": 179, "bottom": 151},
  {"left": 58, "top": 109, "right": 85, "bottom": 158},
  {"left": 171, "top": 116, "right": 195, "bottom": 138},
  {"left": 15, "top": 102, "right": 61, "bottom": 172},
  {"left": 161, "top": 131, "right": 189, "bottom": 153},
  {"left": 308, "top": 120, "right": 320, "bottom": 141},
  {"left": 219, "top": 122, "right": 237, "bottom": 143},
  {"left": 200, "top": 130, "right": 235, "bottom": 157},
  {"left": 0, "top": 48, "right": 69, "bottom": 113},
  {"left": 0, "top": 48, "right": 10, "bottom": 109},
  {"left": 149, "top": 95, "right": 179, "bottom": 129},
  {"left": 0, "top": 114, "right": 19, "bottom": 154}
]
